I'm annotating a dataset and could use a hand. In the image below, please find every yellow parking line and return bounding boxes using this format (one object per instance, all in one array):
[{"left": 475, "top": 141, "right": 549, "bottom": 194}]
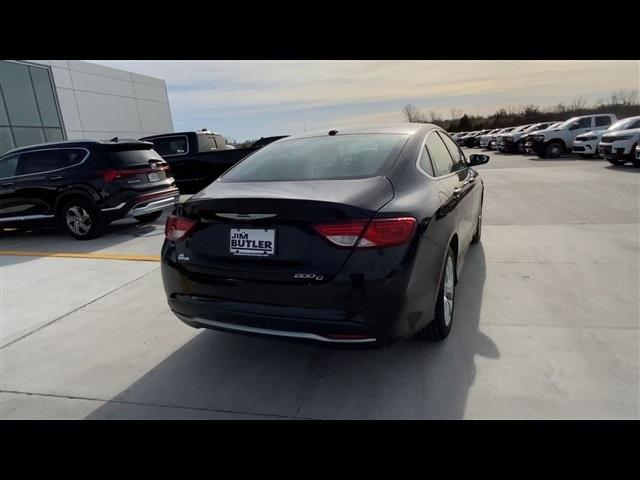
[{"left": 0, "top": 250, "right": 160, "bottom": 262}]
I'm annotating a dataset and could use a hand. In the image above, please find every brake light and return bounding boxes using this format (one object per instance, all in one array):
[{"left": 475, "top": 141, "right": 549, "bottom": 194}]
[
  {"left": 165, "top": 215, "right": 198, "bottom": 241},
  {"left": 98, "top": 168, "right": 139, "bottom": 183},
  {"left": 314, "top": 217, "right": 416, "bottom": 248}
]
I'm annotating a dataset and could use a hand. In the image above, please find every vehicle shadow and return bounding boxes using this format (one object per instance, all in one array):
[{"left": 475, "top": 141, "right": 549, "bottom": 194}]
[
  {"left": 86, "top": 244, "right": 495, "bottom": 420},
  {"left": 0, "top": 214, "right": 168, "bottom": 267},
  {"left": 603, "top": 164, "right": 640, "bottom": 173}
]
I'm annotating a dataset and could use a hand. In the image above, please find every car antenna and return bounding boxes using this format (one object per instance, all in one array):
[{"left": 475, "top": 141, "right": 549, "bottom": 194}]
[
  {"left": 328, "top": 129, "right": 338, "bottom": 136},
  {"left": 110, "top": 137, "right": 118, "bottom": 142}
]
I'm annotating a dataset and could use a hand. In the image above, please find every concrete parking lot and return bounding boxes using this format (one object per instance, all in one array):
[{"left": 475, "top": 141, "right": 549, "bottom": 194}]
[{"left": 1, "top": 151, "right": 638, "bottom": 419}]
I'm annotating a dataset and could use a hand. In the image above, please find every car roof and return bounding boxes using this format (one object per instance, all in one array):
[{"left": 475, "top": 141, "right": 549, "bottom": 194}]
[
  {"left": 142, "top": 130, "right": 223, "bottom": 140},
  {"left": 280, "top": 123, "right": 440, "bottom": 141},
  {"left": 2, "top": 138, "right": 153, "bottom": 156}
]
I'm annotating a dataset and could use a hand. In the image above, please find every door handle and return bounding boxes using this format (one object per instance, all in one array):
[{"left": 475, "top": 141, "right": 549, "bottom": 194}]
[
  {"left": 48, "top": 176, "right": 63, "bottom": 181},
  {"left": 453, "top": 187, "right": 463, "bottom": 196},
  {"left": 1, "top": 182, "right": 14, "bottom": 188}
]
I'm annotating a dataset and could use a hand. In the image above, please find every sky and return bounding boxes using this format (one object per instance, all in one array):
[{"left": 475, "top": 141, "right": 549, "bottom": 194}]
[{"left": 91, "top": 61, "right": 639, "bottom": 142}]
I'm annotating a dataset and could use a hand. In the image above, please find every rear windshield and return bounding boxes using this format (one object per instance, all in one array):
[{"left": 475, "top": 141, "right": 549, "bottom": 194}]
[
  {"left": 220, "top": 134, "right": 409, "bottom": 182},
  {"left": 109, "top": 149, "right": 164, "bottom": 168}
]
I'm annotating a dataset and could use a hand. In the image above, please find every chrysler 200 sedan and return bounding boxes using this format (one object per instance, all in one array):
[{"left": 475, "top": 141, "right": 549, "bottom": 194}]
[{"left": 161, "top": 124, "right": 489, "bottom": 347}]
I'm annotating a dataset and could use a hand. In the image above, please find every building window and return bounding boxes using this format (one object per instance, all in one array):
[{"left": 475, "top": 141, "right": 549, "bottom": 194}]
[{"left": 0, "top": 60, "right": 65, "bottom": 156}]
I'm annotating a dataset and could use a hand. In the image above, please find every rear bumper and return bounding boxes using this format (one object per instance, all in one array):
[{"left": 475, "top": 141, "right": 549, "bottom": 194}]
[
  {"left": 101, "top": 187, "right": 180, "bottom": 221},
  {"left": 160, "top": 237, "right": 443, "bottom": 346},
  {"left": 169, "top": 295, "right": 382, "bottom": 346}
]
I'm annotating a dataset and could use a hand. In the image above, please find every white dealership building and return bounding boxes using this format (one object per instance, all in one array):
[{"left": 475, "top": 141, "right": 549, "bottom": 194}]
[{"left": 0, "top": 60, "right": 174, "bottom": 156}]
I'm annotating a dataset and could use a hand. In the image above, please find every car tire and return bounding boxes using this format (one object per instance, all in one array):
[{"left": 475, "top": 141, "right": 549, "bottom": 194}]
[
  {"left": 61, "top": 197, "right": 104, "bottom": 240},
  {"left": 416, "top": 246, "right": 456, "bottom": 342},
  {"left": 544, "top": 142, "right": 563, "bottom": 159},
  {"left": 630, "top": 144, "right": 639, "bottom": 167},
  {"left": 134, "top": 211, "right": 163, "bottom": 223}
]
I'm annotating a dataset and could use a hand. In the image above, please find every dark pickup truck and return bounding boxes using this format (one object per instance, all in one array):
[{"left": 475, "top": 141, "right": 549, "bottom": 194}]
[{"left": 140, "top": 130, "right": 288, "bottom": 194}]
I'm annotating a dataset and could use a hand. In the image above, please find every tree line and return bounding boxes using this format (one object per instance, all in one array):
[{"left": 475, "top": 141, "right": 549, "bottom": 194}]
[{"left": 403, "top": 90, "right": 640, "bottom": 132}]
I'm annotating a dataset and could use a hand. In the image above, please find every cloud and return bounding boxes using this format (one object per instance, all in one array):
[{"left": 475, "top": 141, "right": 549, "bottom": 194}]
[{"left": 90, "top": 60, "right": 640, "bottom": 138}]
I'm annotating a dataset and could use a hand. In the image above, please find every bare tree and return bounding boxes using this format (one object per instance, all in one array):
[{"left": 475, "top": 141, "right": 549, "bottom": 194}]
[
  {"left": 612, "top": 89, "right": 639, "bottom": 106},
  {"left": 428, "top": 110, "right": 442, "bottom": 123},
  {"left": 449, "top": 107, "right": 462, "bottom": 120},
  {"left": 403, "top": 104, "right": 425, "bottom": 123},
  {"left": 571, "top": 96, "right": 587, "bottom": 110}
]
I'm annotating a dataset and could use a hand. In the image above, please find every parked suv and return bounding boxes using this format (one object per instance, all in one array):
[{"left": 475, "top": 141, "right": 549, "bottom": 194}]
[
  {"left": 471, "top": 130, "right": 492, "bottom": 147},
  {"left": 573, "top": 116, "right": 640, "bottom": 158},
  {"left": 495, "top": 124, "right": 532, "bottom": 152},
  {"left": 478, "top": 129, "right": 502, "bottom": 149},
  {"left": 0, "top": 139, "right": 180, "bottom": 239},
  {"left": 598, "top": 128, "right": 640, "bottom": 166},
  {"left": 505, "top": 122, "right": 558, "bottom": 153},
  {"left": 524, "top": 114, "right": 617, "bottom": 158}
]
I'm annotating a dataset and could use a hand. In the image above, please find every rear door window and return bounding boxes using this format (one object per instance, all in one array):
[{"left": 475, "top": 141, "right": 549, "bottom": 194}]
[
  {"left": 418, "top": 145, "right": 434, "bottom": 176},
  {"left": 18, "top": 148, "right": 87, "bottom": 175},
  {"left": 438, "top": 132, "right": 466, "bottom": 171},
  {"left": 425, "top": 132, "right": 455, "bottom": 177},
  {"left": 595, "top": 116, "right": 612, "bottom": 127},
  {"left": 221, "top": 134, "right": 409, "bottom": 182},
  {"left": 578, "top": 117, "right": 593, "bottom": 128}
]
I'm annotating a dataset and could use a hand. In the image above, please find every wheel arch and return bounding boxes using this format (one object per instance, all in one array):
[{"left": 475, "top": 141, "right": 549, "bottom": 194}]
[
  {"left": 546, "top": 138, "right": 567, "bottom": 149},
  {"left": 54, "top": 188, "right": 99, "bottom": 220}
]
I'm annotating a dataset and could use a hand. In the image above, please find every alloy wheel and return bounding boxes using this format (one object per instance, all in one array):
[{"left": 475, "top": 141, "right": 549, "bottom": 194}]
[
  {"left": 443, "top": 256, "right": 455, "bottom": 327},
  {"left": 66, "top": 205, "right": 92, "bottom": 236}
]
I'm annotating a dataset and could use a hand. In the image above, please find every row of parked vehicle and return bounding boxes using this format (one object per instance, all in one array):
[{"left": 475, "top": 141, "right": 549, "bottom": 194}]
[
  {"left": 0, "top": 130, "right": 287, "bottom": 240},
  {"left": 451, "top": 113, "right": 640, "bottom": 166}
]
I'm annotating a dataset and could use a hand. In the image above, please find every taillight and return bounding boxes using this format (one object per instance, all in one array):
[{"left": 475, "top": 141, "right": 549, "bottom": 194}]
[
  {"left": 165, "top": 215, "right": 198, "bottom": 241},
  {"left": 98, "top": 168, "right": 138, "bottom": 183},
  {"left": 314, "top": 217, "right": 416, "bottom": 249}
]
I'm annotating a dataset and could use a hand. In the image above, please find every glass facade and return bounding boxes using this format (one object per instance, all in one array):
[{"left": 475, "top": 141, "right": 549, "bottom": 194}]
[{"left": 0, "top": 60, "right": 65, "bottom": 156}]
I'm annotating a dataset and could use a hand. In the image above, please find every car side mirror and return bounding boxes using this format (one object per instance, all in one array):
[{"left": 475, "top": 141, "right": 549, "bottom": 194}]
[{"left": 469, "top": 154, "right": 489, "bottom": 166}]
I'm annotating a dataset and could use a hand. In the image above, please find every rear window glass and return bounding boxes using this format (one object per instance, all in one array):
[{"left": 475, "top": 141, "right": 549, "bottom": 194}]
[
  {"left": 149, "top": 136, "right": 188, "bottom": 156},
  {"left": 197, "top": 133, "right": 223, "bottom": 152},
  {"left": 0, "top": 154, "right": 18, "bottom": 178},
  {"left": 110, "top": 149, "right": 164, "bottom": 168},
  {"left": 221, "top": 134, "right": 409, "bottom": 182}
]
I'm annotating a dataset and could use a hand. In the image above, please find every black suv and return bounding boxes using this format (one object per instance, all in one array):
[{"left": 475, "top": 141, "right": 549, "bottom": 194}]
[{"left": 0, "top": 139, "right": 180, "bottom": 240}]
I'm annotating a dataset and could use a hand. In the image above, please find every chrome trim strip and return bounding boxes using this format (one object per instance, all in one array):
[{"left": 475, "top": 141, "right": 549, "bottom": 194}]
[
  {"left": 216, "top": 213, "right": 277, "bottom": 220},
  {"left": 126, "top": 196, "right": 179, "bottom": 217},
  {"left": 176, "top": 314, "right": 377, "bottom": 343},
  {"left": 101, "top": 202, "right": 126, "bottom": 212},
  {"left": 0, "top": 214, "right": 55, "bottom": 223}
]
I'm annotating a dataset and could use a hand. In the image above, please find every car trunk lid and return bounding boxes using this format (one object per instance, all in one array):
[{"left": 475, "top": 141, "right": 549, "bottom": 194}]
[{"left": 174, "top": 176, "right": 394, "bottom": 282}]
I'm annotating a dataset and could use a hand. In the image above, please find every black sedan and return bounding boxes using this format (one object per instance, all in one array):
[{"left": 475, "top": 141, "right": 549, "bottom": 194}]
[{"left": 161, "top": 124, "right": 488, "bottom": 347}]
